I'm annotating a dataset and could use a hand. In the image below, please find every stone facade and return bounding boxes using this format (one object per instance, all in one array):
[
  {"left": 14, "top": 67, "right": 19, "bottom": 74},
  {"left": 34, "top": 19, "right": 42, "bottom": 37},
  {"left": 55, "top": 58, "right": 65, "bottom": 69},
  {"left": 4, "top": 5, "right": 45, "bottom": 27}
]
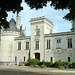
[{"left": 0, "top": 16, "right": 75, "bottom": 65}]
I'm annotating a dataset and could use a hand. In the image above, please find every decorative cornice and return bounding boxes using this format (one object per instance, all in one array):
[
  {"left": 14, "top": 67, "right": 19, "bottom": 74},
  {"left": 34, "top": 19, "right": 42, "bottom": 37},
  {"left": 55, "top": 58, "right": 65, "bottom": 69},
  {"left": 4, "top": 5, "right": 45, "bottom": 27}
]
[
  {"left": 45, "top": 31, "right": 75, "bottom": 37},
  {"left": 15, "top": 36, "right": 31, "bottom": 40}
]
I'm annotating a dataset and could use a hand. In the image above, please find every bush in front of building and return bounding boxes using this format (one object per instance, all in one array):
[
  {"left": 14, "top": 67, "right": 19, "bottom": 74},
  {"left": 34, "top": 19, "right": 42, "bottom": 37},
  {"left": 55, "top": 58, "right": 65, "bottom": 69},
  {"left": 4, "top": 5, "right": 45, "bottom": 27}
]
[
  {"left": 38, "top": 61, "right": 53, "bottom": 67},
  {"left": 58, "top": 66, "right": 65, "bottom": 69},
  {"left": 41, "top": 64, "right": 46, "bottom": 68},
  {"left": 34, "top": 64, "right": 40, "bottom": 68},
  {"left": 30, "top": 65, "right": 34, "bottom": 67},
  {"left": 62, "top": 62, "right": 70, "bottom": 68},
  {"left": 38, "top": 61, "right": 45, "bottom": 66},
  {"left": 44, "top": 62, "right": 53, "bottom": 67},
  {"left": 29, "top": 59, "right": 40, "bottom": 66},
  {"left": 54, "top": 60, "right": 63, "bottom": 68},
  {"left": 19, "top": 63, "right": 25, "bottom": 66},
  {"left": 25, "top": 62, "right": 30, "bottom": 66},
  {"left": 54, "top": 60, "right": 70, "bottom": 68},
  {"left": 72, "top": 62, "right": 75, "bottom": 68}
]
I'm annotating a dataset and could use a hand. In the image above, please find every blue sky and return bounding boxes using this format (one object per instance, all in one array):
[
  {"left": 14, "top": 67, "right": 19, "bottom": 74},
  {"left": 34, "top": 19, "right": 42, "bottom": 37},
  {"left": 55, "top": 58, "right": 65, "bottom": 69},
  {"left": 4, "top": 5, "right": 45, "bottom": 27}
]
[{"left": 7, "top": 1, "right": 72, "bottom": 36}]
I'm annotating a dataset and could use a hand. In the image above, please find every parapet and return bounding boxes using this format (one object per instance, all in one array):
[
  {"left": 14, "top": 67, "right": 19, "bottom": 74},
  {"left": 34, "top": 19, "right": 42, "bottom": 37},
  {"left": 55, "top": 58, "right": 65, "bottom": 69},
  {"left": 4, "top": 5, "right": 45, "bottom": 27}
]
[
  {"left": 30, "top": 16, "right": 53, "bottom": 25},
  {"left": 2, "top": 31, "right": 20, "bottom": 36}
]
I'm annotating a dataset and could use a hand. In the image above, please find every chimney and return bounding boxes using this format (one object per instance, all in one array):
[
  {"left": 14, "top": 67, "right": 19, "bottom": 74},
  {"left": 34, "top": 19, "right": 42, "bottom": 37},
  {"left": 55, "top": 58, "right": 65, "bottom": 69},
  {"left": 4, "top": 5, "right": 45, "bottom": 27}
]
[{"left": 16, "top": 16, "right": 21, "bottom": 29}]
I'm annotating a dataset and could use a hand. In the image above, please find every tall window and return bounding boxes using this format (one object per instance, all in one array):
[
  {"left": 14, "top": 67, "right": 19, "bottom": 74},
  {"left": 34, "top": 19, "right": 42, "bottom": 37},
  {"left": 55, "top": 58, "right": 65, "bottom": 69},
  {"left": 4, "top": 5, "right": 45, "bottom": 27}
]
[
  {"left": 68, "top": 57, "right": 70, "bottom": 62},
  {"left": 47, "top": 40, "right": 50, "bottom": 49},
  {"left": 68, "top": 38, "right": 72, "bottom": 48},
  {"left": 35, "top": 40, "right": 39, "bottom": 50},
  {"left": 18, "top": 42, "right": 21, "bottom": 50},
  {"left": 57, "top": 39, "right": 61, "bottom": 48},
  {"left": 24, "top": 57, "right": 25, "bottom": 61},
  {"left": 26, "top": 42, "right": 29, "bottom": 50},
  {"left": 51, "top": 57, "right": 53, "bottom": 62}
]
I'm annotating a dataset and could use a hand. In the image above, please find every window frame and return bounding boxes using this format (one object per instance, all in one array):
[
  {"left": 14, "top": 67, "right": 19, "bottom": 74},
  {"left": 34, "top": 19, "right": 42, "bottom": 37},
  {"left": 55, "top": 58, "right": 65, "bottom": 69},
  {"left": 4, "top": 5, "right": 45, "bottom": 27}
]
[
  {"left": 18, "top": 42, "right": 21, "bottom": 50},
  {"left": 47, "top": 40, "right": 51, "bottom": 49},
  {"left": 26, "top": 42, "right": 29, "bottom": 50},
  {"left": 68, "top": 38, "right": 72, "bottom": 48},
  {"left": 56, "top": 39, "right": 61, "bottom": 49},
  {"left": 35, "top": 40, "right": 39, "bottom": 50}
]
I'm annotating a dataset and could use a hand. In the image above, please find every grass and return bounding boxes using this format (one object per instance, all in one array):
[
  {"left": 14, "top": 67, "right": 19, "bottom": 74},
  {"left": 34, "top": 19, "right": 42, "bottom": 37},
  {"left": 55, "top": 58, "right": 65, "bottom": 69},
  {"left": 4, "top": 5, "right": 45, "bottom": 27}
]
[{"left": 0, "top": 71, "right": 75, "bottom": 75}]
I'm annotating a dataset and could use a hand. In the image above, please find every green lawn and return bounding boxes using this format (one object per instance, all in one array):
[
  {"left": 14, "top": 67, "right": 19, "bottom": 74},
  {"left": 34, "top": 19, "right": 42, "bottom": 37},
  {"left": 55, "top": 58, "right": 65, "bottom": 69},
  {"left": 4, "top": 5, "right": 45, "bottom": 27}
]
[{"left": 0, "top": 71, "right": 75, "bottom": 75}]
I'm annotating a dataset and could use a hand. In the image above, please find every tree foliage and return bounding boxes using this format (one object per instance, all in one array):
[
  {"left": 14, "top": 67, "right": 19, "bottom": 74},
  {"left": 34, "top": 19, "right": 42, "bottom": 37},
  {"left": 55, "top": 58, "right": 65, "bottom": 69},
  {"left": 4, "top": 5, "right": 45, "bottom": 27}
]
[
  {"left": 25, "top": 0, "right": 75, "bottom": 21},
  {"left": 0, "top": 0, "right": 75, "bottom": 29},
  {"left": 0, "top": 0, "right": 23, "bottom": 29}
]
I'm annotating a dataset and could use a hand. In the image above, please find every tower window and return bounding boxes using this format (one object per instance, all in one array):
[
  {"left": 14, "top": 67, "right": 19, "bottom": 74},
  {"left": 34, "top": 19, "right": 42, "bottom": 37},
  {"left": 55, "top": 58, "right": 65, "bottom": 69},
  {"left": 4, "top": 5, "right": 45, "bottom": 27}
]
[
  {"left": 35, "top": 40, "right": 39, "bottom": 50},
  {"left": 57, "top": 39, "right": 61, "bottom": 48},
  {"left": 36, "top": 30, "right": 40, "bottom": 36},
  {"left": 18, "top": 42, "right": 21, "bottom": 50},
  {"left": 68, "top": 38, "right": 72, "bottom": 48}
]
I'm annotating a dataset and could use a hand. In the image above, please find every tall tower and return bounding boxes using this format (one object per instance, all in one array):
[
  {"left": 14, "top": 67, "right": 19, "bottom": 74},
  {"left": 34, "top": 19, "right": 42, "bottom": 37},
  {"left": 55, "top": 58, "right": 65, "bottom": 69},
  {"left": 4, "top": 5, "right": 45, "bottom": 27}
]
[
  {"left": 30, "top": 16, "right": 53, "bottom": 61},
  {"left": 16, "top": 16, "right": 21, "bottom": 29},
  {"left": 71, "top": 20, "right": 75, "bottom": 32}
]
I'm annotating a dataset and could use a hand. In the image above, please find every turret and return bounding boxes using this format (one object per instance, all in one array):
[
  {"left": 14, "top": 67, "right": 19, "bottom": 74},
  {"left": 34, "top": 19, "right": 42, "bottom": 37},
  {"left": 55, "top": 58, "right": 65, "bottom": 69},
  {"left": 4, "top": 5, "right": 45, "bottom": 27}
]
[{"left": 16, "top": 16, "right": 21, "bottom": 29}]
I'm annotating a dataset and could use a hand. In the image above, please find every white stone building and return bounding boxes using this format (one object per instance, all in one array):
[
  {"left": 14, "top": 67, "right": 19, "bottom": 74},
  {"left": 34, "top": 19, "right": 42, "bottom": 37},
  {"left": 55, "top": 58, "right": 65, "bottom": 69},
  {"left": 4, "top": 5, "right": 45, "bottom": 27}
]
[{"left": 0, "top": 16, "right": 75, "bottom": 65}]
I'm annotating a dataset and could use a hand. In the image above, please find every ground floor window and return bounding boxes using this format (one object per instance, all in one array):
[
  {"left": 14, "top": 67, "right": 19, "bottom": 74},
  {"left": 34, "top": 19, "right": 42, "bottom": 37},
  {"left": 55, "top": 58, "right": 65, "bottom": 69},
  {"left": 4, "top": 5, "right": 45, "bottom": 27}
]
[
  {"left": 68, "top": 57, "right": 70, "bottom": 62},
  {"left": 15, "top": 57, "right": 17, "bottom": 62},
  {"left": 24, "top": 57, "right": 25, "bottom": 61},
  {"left": 50, "top": 57, "right": 53, "bottom": 62}
]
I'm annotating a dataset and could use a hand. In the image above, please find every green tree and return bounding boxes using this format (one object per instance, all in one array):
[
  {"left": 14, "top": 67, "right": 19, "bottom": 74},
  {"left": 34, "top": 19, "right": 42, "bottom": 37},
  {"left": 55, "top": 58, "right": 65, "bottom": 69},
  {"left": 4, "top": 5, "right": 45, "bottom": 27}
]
[
  {"left": 0, "top": 0, "right": 75, "bottom": 29},
  {"left": 25, "top": 0, "right": 75, "bottom": 21},
  {"left": 0, "top": 0, "right": 23, "bottom": 29}
]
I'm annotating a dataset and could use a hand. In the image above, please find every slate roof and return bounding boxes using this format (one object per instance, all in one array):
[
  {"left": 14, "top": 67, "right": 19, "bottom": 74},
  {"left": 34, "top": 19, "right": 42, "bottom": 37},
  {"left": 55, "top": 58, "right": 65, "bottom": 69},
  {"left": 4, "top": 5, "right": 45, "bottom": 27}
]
[{"left": 4, "top": 18, "right": 20, "bottom": 32}]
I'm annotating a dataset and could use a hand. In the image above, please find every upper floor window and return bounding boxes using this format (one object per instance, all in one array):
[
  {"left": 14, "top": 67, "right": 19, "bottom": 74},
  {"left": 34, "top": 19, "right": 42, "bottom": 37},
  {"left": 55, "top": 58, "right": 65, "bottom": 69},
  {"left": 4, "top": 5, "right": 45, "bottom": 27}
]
[
  {"left": 47, "top": 40, "right": 50, "bottom": 49},
  {"left": 68, "top": 38, "right": 72, "bottom": 48},
  {"left": 36, "top": 30, "right": 40, "bottom": 36},
  {"left": 57, "top": 39, "right": 61, "bottom": 49},
  {"left": 18, "top": 42, "right": 21, "bottom": 50},
  {"left": 26, "top": 42, "right": 29, "bottom": 50},
  {"left": 35, "top": 40, "right": 39, "bottom": 50}
]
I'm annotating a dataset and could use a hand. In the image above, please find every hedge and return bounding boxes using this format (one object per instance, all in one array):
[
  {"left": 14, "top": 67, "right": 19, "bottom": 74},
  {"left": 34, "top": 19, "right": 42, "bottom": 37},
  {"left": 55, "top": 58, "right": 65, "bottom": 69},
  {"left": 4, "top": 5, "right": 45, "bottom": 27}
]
[
  {"left": 72, "top": 62, "right": 75, "bottom": 68},
  {"left": 54, "top": 61, "right": 70, "bottom": 68}
]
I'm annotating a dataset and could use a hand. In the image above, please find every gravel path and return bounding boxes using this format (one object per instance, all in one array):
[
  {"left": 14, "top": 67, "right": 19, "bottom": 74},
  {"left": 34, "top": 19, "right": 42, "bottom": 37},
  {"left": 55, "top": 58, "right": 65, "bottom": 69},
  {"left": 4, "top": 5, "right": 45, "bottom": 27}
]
[{"left": 0, "top": 66, "right": 75, "bottom": 73}]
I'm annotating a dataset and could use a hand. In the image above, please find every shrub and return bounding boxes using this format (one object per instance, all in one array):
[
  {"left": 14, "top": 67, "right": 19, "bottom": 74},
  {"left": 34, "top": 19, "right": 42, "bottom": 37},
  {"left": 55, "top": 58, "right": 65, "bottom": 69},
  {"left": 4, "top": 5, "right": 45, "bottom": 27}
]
[
  {"left": 62, "top": 62, "right": 70, "bottom": 67},
  {"left": 72, "top": 62, "right": 75, "bottom": 68},
  {"left": 38, "top": 62, "right": 44, "bottom": 66},
  {"left": 54, "top": 61, "right": 70, "bottom": 68},
  {"left": 58, "top": 66, "right": 65, "bottom": 69},
  {"left": 34, "top": 65, "right": 39, "bottom": 68},
  {"left": 19, "top": 63, "right": 24, "bottom": 66},
  {"left": 25, "top": 63, "right": 30, "bottom": 66},
  {"left": 41, "top": 65, "right": 46, "bottom": 68},
  {"left": 44, "top": 62, "right": 53, "bottom": 67},
  {"left": 30, "top": 65, "right": 34, "bottom": 67},
  {"left": 29, "top": 59, "right": 40, "bottom": 66},
  {"left": 54, "top": 61, "right": 63, "bottom": 68}
]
